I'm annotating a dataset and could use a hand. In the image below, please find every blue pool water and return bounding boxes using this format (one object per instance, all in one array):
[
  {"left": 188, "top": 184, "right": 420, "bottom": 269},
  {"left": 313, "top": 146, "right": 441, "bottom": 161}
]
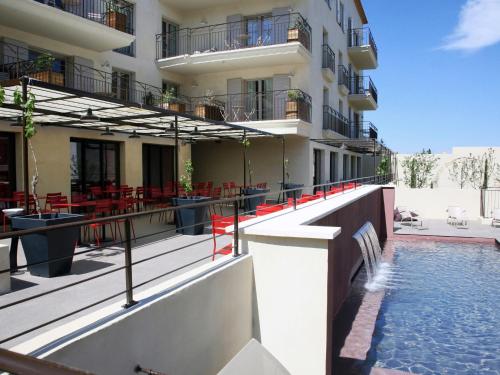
[{"left": 366, "top": 241, "right": 500, "bottom": 375}]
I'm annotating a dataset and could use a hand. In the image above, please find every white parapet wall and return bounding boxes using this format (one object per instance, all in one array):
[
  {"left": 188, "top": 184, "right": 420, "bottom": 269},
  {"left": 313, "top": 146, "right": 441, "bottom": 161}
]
[
  {"left": 395, "top": 187, "right": 481, "bottom": 219},
  {"left": 0, "top": 244, "right": 10, "bottom": 295}
]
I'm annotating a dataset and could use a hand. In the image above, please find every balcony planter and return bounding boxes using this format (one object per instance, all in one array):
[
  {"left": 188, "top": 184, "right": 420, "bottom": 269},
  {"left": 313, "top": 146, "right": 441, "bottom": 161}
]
[
  {"left": 11, "top": 213, "right": 84, "bottom": 278},
  {"left": 106, "top": 11, "right": 128, "bottom": 33},
  {"left": 194, "top": 104, "right": 223, "bottom": 121},
  {"left": 284, "top": 183, "right": 304, "bottom": 199},
  {"left": 286, "top": 99, "right": 309, "bottom": 121},
  {"left": 243, "top": 188, "right": 270, "bottom": 215},
  {"left": 173, "top": 197, "right": 210, "bottom": 235},
  {"left": 160, "top": 102, "right": 186, "bottom": 113},
  {"left": 287, "top": 28, "right": 308, "bottom": 47},
  {"left": 31, "top": 71, "right": 64, "bottom": 86}
]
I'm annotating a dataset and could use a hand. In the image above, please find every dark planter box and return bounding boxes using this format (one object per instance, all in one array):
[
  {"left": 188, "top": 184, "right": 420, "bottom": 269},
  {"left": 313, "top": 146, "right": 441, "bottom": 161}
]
[
  {"left": 11, "top": 213, "right": 84, "bottom": 278},
  {"left": 284, "top": 183, "right": 304, "bottom": 199},
  {"left": 173, "top": 197, "right": 210, "bottom": 235},
  {"left": 243, "top": 188, "right": 270, "bottom": 215}
]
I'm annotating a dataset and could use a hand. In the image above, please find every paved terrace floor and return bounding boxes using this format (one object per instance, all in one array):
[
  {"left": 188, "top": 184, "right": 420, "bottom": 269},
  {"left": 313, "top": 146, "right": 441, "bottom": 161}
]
[
  {"left": 394, "top": 219, "right": 500, "bottom": 241},
  {"left": 0, "top": 212, "right": 233, "bottom": 349}
]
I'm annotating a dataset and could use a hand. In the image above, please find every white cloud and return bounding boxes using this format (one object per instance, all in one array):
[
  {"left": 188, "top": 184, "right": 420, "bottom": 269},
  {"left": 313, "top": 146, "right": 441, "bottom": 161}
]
[{"left": 442, "top": 0, "right": 500, "bottom": 51}]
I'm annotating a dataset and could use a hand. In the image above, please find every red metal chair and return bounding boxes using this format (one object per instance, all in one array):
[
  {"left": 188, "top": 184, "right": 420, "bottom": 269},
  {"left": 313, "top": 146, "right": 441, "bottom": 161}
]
[
  {"left": 44, "top": 192, "right": 62, "bottom": 211},
  {"left": 211, "top": 214, "right": 254, "bottom": 261},
  {"left": 256, "top": 204, "right": 284, "bottom": 216},
  {"left": 86, "top": 200, "right": 115, "bottom": 246},
  {"left": 113, "top": 199, "right": 137, "bottom": 242},
  {"left": 89, "top": 186, "right": 103, "bottom": 200}
]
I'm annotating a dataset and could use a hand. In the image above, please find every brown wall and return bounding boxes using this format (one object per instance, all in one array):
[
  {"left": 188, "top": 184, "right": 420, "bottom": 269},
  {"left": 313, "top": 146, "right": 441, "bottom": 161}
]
[{"left": 311, "top": 187, "right": 393, "bottom": 375}]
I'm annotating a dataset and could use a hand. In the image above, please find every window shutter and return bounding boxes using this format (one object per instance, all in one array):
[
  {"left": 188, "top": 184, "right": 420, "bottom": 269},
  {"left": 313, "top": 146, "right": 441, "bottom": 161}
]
[{"left": 273, "top": 75, "right": 290, "bottom": 120}]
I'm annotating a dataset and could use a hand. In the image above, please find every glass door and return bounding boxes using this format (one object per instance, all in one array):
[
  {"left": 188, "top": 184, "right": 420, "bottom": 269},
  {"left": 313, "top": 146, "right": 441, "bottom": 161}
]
[
  {"left": 0, "top": 133, "right": 15, "bottom": 198},
  {"left": 162, "top": 20, "right": 179, "bottom": 57},
  {"left": 142, "top": 144, "right": 174, "bottom": 189},
  {"left": 313, "top": 149, "right": 322, "bottom": 186},
  {"left": 112, "top": 70, "right": 131, "bottom": 101},
  {"left": 246, "top": 15, "right": 273, "bottom": 47},
  {"left": 246, "top": 79, "right": 273, "bottom": 120}
]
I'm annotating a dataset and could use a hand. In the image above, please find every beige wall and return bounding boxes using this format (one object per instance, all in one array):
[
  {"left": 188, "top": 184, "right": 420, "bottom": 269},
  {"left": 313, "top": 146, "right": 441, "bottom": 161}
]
[
  {"left": 43, "top": 257, "right": 254, "bottom": 375},
  {"left": 0, "top": 121, "right": 187, "bottom": 197},
  {"left": 395, "top": 187, "right": 481, "bottom": 219}
]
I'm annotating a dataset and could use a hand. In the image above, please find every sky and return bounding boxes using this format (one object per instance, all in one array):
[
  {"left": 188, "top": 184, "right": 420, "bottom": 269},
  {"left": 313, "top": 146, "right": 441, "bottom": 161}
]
[{"left": 362, "top": 0, "right": 500, "bottom": 154}]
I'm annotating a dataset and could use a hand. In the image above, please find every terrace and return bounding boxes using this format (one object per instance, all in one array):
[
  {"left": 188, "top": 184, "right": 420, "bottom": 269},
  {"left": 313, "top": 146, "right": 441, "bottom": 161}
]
[
  {"left": 155, "top": 13, "right": 312, "bottom": 74},
  {"left": 348, "top": 27, "right": 378, "bottom": 70},
  {"left": 348, "top": 76, "right": 378, "bottom": 111},
  {"left": 0, "top": 1, "right": 135, "bottom": 52}
]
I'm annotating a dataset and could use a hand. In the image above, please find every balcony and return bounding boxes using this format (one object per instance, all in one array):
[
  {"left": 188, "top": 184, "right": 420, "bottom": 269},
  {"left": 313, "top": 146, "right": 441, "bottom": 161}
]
[
  {"left": 0, "top": 0, "right": 135, "bottom": 52},
  {"left": 348, "top": 76, "right": 378, "bottom": 111},
  {"left": 321, "top": 44, "right": 335, "bottom": 83},
  {"left": 186, "top": 89, "right": 312, "bottom": 136},
  {"left": 155, "top": 13, "right": 312, "bottom": 74},
  {"left": 322, "top": 105, "right": 349, "bottom": 137},
  {"left": 351, "top": 121, "right": 378, "bottom": 139},
  {"left": 338, "top": 65, "right": 350, "bottom": 96},
  {"left": 348, "top": 27, "right": 378, "bottom": 70}
]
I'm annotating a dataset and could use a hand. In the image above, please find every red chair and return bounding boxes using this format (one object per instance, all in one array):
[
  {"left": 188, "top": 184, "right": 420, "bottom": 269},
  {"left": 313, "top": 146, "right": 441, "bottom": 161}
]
[
  {"left": 89, "top": 186, "right": 103, "bottom": 200},
  {"left": 211, "top": 214, "right": 254, "bottom": 261},
  {"left": 53, "top": 195, "right": 70, "bottom": 213},
  {"left": 86, "top": 200, "right": 115, "bottom": 246},
  {"left": 223, "top": 182, "right": 235, "bottom": 198},
  {"left": 44, "top": 192, "right": 62, "bottom": 211},
  {"left": 256, "top": 204, "right": 284, "bottom": 216},
  {"left": 113, "top": 199, "right": 137, "bottom": 242}
]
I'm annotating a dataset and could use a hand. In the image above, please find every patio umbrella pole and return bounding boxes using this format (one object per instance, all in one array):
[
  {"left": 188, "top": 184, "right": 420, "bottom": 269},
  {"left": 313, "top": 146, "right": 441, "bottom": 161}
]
[{"left": 22, "top": 76, "right": 29, "bottom": 212}]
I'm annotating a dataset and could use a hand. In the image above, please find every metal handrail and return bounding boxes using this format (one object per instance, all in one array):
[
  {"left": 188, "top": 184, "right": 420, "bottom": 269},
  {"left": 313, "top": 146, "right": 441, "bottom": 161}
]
[
  {"left": 349, "top": 76, "right": 378, "bottom": 103},
  {"left": 0, "top": 347, "right": 93, "bottom": 375},
  {"left": 155, "top": 12, "right": 312, "bottom": 60},
  {"left": 33, "top": 0, "right": 135, "bottom": 35},
  {"left": 349, "top": 121, "right": 378, "bottom": 139},
  {"left": 349, "top": 27, "right": 378, "bottom": 60},
  {"left": 322, "top": 44, "right": 335, "bottom": 73}
]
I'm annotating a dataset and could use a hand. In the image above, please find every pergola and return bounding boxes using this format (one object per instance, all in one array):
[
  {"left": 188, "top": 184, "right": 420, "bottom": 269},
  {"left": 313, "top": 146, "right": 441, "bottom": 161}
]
[
  {"left": 311, "top": 138, "right": 393, "bottom": 175},
  {"left": 0, "top": 77, "right": 284, "bottom": 209}
]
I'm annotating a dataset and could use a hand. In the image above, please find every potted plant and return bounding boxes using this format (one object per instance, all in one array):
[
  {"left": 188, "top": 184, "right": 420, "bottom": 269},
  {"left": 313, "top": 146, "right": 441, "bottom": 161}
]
[
  {"left": 287, "top": 18, "right": 308, "bottom": 47},
  {"left": 286, "top": 89, "right": 309, "bottom": 121},
  {"left": 31, "top": 53, "right": 64, "bottom": 86},
  {"left": 106, "top": 0, "right": 128, "bottom": 32},
  {"left": 194, "top": 89, "right": 223, "bottom": 121},
  {"left": 241, "top": 138, "right": 269, "bottom": 214},
  {"left": 283, "top": 158, "right": 303, "bottom": 199},
  {"left": 172, "top": 160, "right": 210, "bottom": 235},
  {"left": 9, "top": 84, "right": 83, "bottom": 278},
  {"left": 160, "top": 88, "right": 186, "bottom": 113}
]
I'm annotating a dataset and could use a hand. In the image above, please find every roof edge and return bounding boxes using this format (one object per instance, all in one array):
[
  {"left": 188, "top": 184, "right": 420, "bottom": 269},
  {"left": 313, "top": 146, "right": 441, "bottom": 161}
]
[{"left": 354, "top": 0, "right": 368, "bottom": 24}]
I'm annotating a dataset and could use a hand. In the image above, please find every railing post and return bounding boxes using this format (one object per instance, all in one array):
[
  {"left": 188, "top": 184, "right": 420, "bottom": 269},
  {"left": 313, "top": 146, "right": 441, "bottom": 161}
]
[
  {"left": 123, "top": 218, "right": 137, "bottom": 308},
  {"left": 293, "top": 189, "right": 297, "bottom": 210},
  {"left": 322, "top": 185, "right": 327, "bottom": 200},
  {"left": 233, "top": 200, "right": 239, "bottom": 257}
]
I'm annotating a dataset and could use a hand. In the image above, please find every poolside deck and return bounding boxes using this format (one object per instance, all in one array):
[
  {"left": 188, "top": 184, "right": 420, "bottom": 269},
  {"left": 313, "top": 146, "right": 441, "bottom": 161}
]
[
  {"left": 394, "top": 218, "right": 500, "bottom": 242},
  {"left": 0, "top": 214, "right": 232, "bottom": 348}
]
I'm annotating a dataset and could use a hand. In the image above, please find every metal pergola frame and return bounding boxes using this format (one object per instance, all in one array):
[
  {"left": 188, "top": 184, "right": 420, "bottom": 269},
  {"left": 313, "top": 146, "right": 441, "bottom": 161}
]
[
  {"left": 0, "top": 77, "right": 285, "bottom": 209},
  {"left": 311, "top": 138, "right": 393, "bottom": 176}
]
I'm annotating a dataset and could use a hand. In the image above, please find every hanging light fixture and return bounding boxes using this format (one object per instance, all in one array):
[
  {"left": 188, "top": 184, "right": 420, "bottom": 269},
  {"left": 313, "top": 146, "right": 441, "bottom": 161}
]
[
  {"left": 101, "top": 126, "right": 114, "bottom": 136},
  {"left": 129, "top": 130, "right": 140, "bottom": 139},
  {"left": 80, "top": 107, "right": 99, "bottom": 122}
]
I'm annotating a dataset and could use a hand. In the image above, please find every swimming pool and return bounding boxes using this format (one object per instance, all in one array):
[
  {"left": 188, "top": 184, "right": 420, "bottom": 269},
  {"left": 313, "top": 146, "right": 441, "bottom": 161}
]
[{"left": 366, "top": 240, "right": 500, "bottom": 375}]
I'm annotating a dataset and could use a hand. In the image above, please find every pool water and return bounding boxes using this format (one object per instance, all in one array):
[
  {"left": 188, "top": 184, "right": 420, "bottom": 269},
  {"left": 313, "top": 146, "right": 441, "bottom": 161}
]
[{"left": 366, "top": 240, "right": 500, "bottom": 375}]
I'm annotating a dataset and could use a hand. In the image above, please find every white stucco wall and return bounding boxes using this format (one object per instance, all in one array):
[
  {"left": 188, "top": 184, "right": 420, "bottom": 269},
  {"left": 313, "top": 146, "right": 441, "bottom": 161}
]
[
  {"left": 41, "top": 256, "right": 254, "bottom": 375},
  {"left": 395, "top": 187, "right": 481, "bottom": 220}
]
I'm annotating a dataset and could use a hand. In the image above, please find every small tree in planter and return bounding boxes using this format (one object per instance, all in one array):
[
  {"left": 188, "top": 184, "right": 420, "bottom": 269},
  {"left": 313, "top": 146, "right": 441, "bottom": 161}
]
[
  {"left": 160, "top": 88, "right": 186, "bottom": 113},
  {"left": 32, "top": 53, "right": 64, "bottom": 86},
  {"left": 106, "top": 0, "right": 128, "bottom": 32},
  {"left": 285, "top": 89, "right": 308, "bottom": 121},
  {"left": 173, "top": 160, "right": 210, "bottom": 235},
  {"left": 9, "top": 83, "right": 83, "bottom": 277}
]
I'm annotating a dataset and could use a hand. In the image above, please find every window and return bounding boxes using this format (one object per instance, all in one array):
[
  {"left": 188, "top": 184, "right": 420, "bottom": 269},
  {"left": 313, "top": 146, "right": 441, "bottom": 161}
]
[
  {"left": 161, "top": 19, "right": 179, "bottom": 58},
  {"left": 112, "top": 69, "right": 133, "bottom": 101},
  {"left": 325, "top": 0, "right": 331, "bottom": 10},
  {"left": 70, "top": 139, "right": 120, "bottom": 194},
  {"left": 336, "top": 0, "right": 344, "bottom": 31},
  {"left": 245, "top": 78, "right": 273, "bottom": 120},
  {"left": 142, "top": 144, "right": 175, "bottom": 189},
  {"left": 342, "top": 154, "right": 349, "bottom": 180},
  {"left": 314, "top": 149, "right": 322, "bottom": 188},
  {"left": 357, "top": 157, "right": 362, "bottom": 178},
  {"left": 323, "top": 88, "right": 329, "bottom": 107},
  {"left": 339, "top": 99, "right": 343, "bottom": 116},
  {"left": 329, "top": 152, "right": 337, "bottom": 182},
  {"left": 0, "top": 132, "right": 16, "bottom": 198},
  {"left": 245, "top": 14, "right": 273, "bottom": 47}
]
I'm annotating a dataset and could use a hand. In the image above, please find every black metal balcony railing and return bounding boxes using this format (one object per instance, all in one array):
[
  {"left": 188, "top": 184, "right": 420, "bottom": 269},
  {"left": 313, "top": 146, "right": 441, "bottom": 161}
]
[
  {"left": 322, "top": 44, "right": 335, "bottom": 74},
  {"left": 188, "top": 89, "right": 312, "bottom": 123},
  {"left": 349, "top": 76, "right": 378, "bottom": 103},
  {"left": 351, "top": 121, "right": 378, "bottom": 139},
  {"left": 349, "top": 27, "right": 378, "bottom": 61},
  {"left": 0, "top": 41, "right": 162, "bottom": 108},
  {"left": 338, "top": 65, "right": 349, "bottom": 88},
  {"left": 33, "top": 0, "right": 134, "bottom": 35},
  {"left": 322, "top": 105, "right": 349, "bottom": 137},
  {"left": 155, "top": 13, "right": 312, "bottom": 60}
]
